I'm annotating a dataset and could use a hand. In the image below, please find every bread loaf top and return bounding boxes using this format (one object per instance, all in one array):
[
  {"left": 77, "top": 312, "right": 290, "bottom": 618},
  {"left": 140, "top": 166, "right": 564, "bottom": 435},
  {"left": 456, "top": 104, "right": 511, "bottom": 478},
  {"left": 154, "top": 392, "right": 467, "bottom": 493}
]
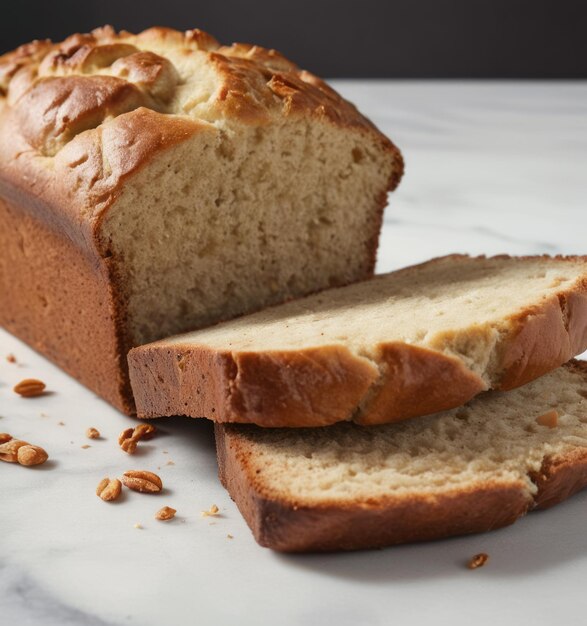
[{"left": 0, "top": 25, "right": 402, "bottom": 248}]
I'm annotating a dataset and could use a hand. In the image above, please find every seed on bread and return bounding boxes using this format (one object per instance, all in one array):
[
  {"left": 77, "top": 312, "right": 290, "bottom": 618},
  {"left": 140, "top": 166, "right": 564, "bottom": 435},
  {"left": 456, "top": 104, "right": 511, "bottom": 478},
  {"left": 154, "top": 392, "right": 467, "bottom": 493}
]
[{"left": 536, "top": 409, "right": 558, "bottom": 428}]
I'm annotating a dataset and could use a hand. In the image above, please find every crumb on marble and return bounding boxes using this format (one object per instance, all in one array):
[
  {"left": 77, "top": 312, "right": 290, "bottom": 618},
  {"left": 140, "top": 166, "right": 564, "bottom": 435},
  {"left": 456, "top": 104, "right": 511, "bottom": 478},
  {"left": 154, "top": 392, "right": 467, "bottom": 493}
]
[
  {"left": 468, "top": 553, "right": 489, "bottom": 569},
  {"left": 134, "top": 523, "right": 143, "bottom": 529},
  {"left": 202, "top": 504, "right": 220, "bottom": 518},
  {"left": 155, "top": 506, "right": 177, "bottom": 521},
  {"left": 6, "top": 353, "right": 16, "bottom": 364},
  {"left": 81, "top": 444, "right": 91, "bottom": 449}
]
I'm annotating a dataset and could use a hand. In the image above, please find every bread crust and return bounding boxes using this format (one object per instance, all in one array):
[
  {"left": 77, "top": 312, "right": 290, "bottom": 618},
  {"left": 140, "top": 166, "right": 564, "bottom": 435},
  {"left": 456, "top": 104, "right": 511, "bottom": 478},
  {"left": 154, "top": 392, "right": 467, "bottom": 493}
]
[
  {"left": 0, "top": 196, "right": 133, "bottom": 412},
  {"left": 130, "top": 255, "right": 587, "bottom": 426},
  {"left": 0, "top": 26, "right": 401, "bottom": 413},
  {"left": 215, "top": 393, "right": 587, "bottom": 552},
  {"left": 130, "top": 344, "right": 380, "bottom": 426},
  {"left": 356, "top": 343, "right": 486, "bottom": 426}
]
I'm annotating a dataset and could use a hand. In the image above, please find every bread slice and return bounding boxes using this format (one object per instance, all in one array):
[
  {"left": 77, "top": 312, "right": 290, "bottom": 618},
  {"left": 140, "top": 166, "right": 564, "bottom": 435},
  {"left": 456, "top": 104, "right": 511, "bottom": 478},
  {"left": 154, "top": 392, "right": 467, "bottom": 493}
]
[
  {"left": 0, "top": 26, "right": 401, "bottom": 413},
  {"left": 129, "top": 254, "right": 587, "bottom": 426},
  {"left": 216, "top": 361, "right": 587, "bottom": 552}
]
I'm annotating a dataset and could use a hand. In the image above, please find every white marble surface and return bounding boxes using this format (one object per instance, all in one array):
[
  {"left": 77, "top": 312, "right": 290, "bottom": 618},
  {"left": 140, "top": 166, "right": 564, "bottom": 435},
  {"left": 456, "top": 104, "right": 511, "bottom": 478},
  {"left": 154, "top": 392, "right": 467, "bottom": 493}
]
[{"left": 2, "top": 81, "right": 587, "bottom": 626}]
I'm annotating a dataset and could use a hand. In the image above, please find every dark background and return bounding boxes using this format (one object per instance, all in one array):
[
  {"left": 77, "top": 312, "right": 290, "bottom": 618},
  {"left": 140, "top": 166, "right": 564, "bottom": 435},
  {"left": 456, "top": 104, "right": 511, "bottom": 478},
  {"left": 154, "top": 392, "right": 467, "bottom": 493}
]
[{"left": 2, "top": 0, "right": 586, "bottom": 78}]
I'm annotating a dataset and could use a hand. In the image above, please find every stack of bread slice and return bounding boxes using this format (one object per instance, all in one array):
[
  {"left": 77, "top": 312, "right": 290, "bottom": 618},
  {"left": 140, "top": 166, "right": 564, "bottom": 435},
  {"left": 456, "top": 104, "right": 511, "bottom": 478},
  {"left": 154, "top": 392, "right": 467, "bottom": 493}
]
[{"left": 129, "top": 254, "right": 587, "bottom": 551}]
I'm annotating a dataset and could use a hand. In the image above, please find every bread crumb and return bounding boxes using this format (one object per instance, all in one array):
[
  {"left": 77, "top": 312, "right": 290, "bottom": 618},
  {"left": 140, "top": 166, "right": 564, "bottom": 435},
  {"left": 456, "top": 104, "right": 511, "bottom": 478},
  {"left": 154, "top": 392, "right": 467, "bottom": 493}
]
[
  {"left": 166, "top": 460, "right": 175, "bottom": 466},
  {"left": 40, "top": 412, "right": 48, "bottom": 418},
  {"left": 134, "top": 523, "right": 143, "bottom": 529},
  {"left": 227, "top": 534, "right": 234, "bottom": 540},
  {"left": 86, "top": 427, "right": 100, "bottom": 439},
  {"left": 58, "top": 421, "right": 65, "bottom": 426},
  {"left": 6, "top": 354, "right": 16, "bottom": 364},
  {"left": 202, "top": 504, "right": 220, "bottom": 517},
  {"left": 81, "top": 444, "right": 91, "bottom": 449},
  {"left": 155, "top": 506, "right": 177, "bottom": 521},
  {"left": 162, "top": 450, "right": 168, "bottom": 454},
  {"left": 468, "top": 553, "right": 489, "bottom": 569},
  {"left": 536, "top": 409, "right": 558, "bottom": 428}
]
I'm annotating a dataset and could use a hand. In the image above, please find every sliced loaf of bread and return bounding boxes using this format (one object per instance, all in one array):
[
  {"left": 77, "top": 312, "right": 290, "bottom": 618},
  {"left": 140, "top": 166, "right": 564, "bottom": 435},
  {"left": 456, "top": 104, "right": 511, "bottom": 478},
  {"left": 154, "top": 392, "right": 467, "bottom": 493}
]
[
  {"left": 0, "top": 26, "right": 401, "bottom": 413},
  {"left": 129, "top": 255, "right": 587, "bottom": 427},
  {"left": 216, "top": 361, "right": 587, "bottom": 552}
]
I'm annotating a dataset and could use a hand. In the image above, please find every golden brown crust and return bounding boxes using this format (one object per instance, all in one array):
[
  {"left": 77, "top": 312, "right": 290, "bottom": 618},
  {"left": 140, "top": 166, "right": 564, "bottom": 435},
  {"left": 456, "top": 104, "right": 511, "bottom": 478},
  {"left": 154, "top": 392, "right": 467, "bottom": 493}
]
[
  {"left": 130, "top": 344, "right": 379, "bottom": 426},
  {"left": 215, "top": 398, "right": 587, "bottom": 552},
  {"left": 0, "top": 196, "right": 133, "bottom": 413},
  {"left": 0, "top": 25, "right": 400, "bottom": 159},
  {"left": 0, "top": 26, "right": 401, "bottom": 413},
  {"left": 356, "top": 343, "right": 486, "bottom": 426},
  {"left": 216, "top": 423, "right": 533, "bottom": 552},
  {"left": 497, "top": 291, "right": 587, "bottom": 390},
  {"left": 130, "top": 255, "right": 587, "bottom": 427}
]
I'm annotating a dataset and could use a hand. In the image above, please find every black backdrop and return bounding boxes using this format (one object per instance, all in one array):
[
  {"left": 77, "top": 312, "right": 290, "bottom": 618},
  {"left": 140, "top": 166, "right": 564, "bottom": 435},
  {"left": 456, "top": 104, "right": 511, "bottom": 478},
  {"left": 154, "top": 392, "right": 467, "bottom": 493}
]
[{"left": 2, "top": 0, "right": 586, "bottom": 78}]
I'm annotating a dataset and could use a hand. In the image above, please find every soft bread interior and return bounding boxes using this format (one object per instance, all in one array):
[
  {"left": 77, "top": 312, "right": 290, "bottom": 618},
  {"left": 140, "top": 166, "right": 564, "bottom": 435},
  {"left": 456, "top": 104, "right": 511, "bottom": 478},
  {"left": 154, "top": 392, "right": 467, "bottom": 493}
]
[
  {"left": 225, "top": 363, "right": 587, "bottom": 504},
  {"left": 161, "top": 255, "right": 587, "bottom": 382},
  {"left": 101, "top": 117, "right": 393, "bottom": 346}
]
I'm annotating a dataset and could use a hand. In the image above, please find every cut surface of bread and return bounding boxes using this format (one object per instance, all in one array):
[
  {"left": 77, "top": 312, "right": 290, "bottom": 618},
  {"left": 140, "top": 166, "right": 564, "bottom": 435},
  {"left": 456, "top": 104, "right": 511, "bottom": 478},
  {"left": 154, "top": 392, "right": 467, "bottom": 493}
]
[
  {"left": 129, "top": 254, "right": 587, "bottom": 426},
  {"left": 216, "top": 361, "right": 587, "bottom": 552},
  {"left": 0, "top": 26, "right": 402, "bottom": 413}
]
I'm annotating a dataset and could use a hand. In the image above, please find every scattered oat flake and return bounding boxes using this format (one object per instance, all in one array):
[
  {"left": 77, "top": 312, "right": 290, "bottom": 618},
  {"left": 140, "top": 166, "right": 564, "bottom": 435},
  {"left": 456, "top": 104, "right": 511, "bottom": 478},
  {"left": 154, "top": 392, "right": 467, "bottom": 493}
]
[
  {"left": 81, "top": 444, "right": 91, "bottom": 449},
  {"left": 134, "top": 523, "right": 143, "bottom": 529},
  {"left": 468, "top": 553, "right": 489, "bottom": 569},
  {"left": 202, "top": 504, "right": 220, "bottom": 517},
  {"left": 6, "top": 354, "right": 16, "bottom": 363}
]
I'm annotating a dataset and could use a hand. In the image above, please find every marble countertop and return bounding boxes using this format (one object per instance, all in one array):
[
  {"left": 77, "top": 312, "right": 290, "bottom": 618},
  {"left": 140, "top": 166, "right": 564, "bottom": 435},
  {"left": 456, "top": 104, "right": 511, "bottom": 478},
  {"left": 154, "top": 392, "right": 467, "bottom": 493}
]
[{"left": 2, "top": 81, "right": 586, "bottom": 626}]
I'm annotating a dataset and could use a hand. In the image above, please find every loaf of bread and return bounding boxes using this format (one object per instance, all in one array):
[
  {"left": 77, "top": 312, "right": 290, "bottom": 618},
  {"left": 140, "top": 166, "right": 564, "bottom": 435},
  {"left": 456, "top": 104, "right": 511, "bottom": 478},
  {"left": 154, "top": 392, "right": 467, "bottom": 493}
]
[
  {"left": 129, "top": 254, "right": 587, "bottom": 426},
  {"left": 216, "top": 361, "right": 587, "bottom": 551},
  {"left": 0, "top": 26, "right": 402, "bottom": 413}
]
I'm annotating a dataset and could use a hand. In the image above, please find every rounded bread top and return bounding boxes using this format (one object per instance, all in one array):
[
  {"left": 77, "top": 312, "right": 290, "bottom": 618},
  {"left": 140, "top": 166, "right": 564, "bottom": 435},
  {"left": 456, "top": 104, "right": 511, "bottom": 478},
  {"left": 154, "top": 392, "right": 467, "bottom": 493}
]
[{"left": 0, "top": 25, "right": 389, "bottom": 158}]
